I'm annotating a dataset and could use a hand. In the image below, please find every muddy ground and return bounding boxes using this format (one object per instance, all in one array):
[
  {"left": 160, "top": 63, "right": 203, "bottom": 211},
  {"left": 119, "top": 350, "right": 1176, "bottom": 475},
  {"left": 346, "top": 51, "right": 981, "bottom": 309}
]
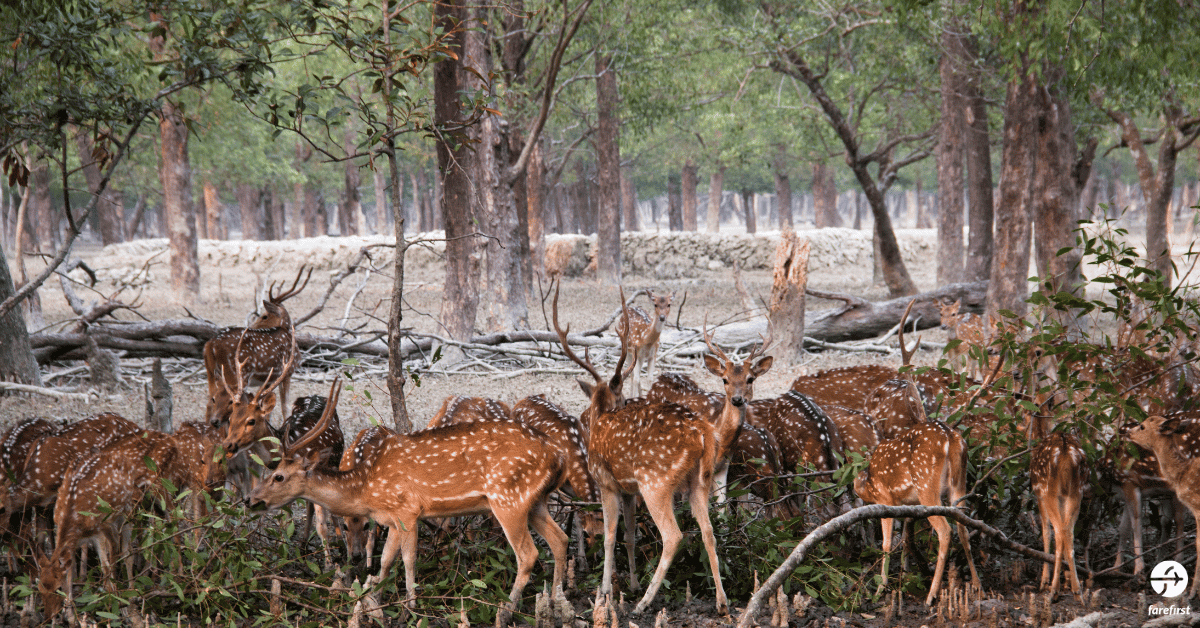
[{"left": 0, "top": 231, "right": 1190, "bottom": 627}]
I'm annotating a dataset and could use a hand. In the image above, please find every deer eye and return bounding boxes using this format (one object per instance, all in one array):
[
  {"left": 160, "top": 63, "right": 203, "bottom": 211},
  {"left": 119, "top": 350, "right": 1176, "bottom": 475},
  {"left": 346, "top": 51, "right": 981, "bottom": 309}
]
[
  {"left": 747, "top": 377, "right": 756, "bottom": 384},
  {"left": 274, "top": 474, "right": 285, "bottom": 482},
  {"left": 722, "top": 379, "right": 728, "bottom": 385},
  {"left": 248, "top": 419, "right": 256, "bottom": 426}
]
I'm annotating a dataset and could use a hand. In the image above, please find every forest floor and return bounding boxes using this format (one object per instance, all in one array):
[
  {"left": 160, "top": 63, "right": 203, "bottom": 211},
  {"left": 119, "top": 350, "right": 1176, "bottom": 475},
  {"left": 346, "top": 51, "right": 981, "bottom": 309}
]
[{"left": 0, "top": 230, "right": 1194, "bottom": 627}]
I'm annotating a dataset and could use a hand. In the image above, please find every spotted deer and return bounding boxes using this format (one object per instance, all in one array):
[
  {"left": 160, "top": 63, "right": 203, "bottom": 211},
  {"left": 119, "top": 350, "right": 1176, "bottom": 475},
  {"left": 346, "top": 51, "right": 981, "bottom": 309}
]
[
  {"left": 204, "top": 266, "right": 311, "bottom": 428},
  {"left": 339, "top": 424, "right": 395, "bottom": 568},
  {"left": 1, "top": 414, "right": 140, "bottom": 539},
  {"left": 35, "top": 430, "right": 180, "bottom": 620},
  {"left": 1125, "top": 414, "right": 1200, "bottom": 598},
  {"left": 425, "top": 395, "right": 512, "bottom": 429},
  {"left": 556, "top": 283, "right": 730, "bottom": 615},
  {"left": 823, "top": 405, "right": 879, "bottom": 458},
  {"left": 1028, "top": 417, "right": 1087, "bottom": 599},
  {"left": 247, "top": 379, "right": 569, "bottom": 625},
  {"left": 853, "top": 414, "right": 981, "bottom": 605},
  {"left": 749, "top": 391, "right": 845, "bottom": 478},
  {"left": 938, "top": 299, "right": 992, "bottom": 378},
  {"left": 616, "top": 290, "right": 673, "bottom": 397},
  {"left": 790, "top": 365, "right": 901, "bottom": 411}
]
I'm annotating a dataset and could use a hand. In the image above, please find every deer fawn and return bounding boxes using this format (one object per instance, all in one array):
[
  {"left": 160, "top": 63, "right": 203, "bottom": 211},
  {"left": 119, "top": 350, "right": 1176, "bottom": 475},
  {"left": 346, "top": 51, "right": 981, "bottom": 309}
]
[
  {"left": 1125, "top": 414, "right": 1200, "bottom": 598},
  {"left": 36, "top": 430, "right": 182, "bottom": 620},
  {"left": 616, "top": 290, "right": 673, "bottom": 397},
  {"left": 938, "top": 299, "right": 992, "bottom": 378},
  {"left": 1028, "top": 423, "right": 1086, "bottom": 599},
  {"left": 204, "top": 266, "right": 311, "bottom": 427},
  {"left": 853, "top": 417, "right": 981, "bottom": 605},
  {"left": 247, "top": 379, "right": 569, "bottom": 625}
]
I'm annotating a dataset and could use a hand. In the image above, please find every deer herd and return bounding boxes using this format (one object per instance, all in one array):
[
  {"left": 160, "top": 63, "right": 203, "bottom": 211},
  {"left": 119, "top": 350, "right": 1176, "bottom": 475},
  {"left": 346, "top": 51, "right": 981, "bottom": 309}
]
[{"left": 2, "top": 270, "right": 1200, "bottom": 623}]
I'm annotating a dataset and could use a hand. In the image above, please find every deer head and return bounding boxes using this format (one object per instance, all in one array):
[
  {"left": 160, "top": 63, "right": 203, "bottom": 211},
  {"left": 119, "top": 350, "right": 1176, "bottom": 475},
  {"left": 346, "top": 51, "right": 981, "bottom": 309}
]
[
  {"left": 702, "top": 325, "right": 772, "bottom": 408},
  {"left": 247, "top": 378, "right": 341, "bottom": 511},
  {"left": 219, "top": 348, "right": 295, "bottom": 456},
  {"left": 553, "top": 281, "right": 630, "bottom": 423},
  {"left": 649, "top": 291, "right": 674, "bottom": 325},
  {"left": 250, "top": 266, "right": 312, "bottom": 329}
]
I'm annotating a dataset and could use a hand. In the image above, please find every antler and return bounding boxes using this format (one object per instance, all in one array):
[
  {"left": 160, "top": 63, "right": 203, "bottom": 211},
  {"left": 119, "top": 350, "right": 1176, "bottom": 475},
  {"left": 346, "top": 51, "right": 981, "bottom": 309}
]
[
  {"left": 284, "top": 377, "right": 341, "bottom": 454},
  {"left": 703, "top": 317, "right": 730, "bottom": 363},
  {"left": 268, "top": 266, "right": 313, "bottom": 305},
  {"left": 610, "top": 286, "right": 632, "bottom": 392},
  {"left": 553, "top": 280, "right": 603, "bottom": 383},
  {"left": 219, "top": 329, "right": 254, "bottom": 401},
  {"left": 899, "top": 298, "right": 920, "bottom": 367}
]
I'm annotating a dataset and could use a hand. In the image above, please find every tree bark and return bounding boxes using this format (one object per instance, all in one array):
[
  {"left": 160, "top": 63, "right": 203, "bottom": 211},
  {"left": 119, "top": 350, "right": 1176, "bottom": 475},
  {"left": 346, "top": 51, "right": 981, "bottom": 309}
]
[
  {"left": 437, "top": 0, "right": 479, "bottom": 342},
  {"left": 1033, "top": 77, "right": 1084, "bottom": 302},
  {"left": 29, "top": 160, "right": 53, "bottom": 252},
  {"left": 937, "top": 25, "right": 967, "bottom": 285},
  {"left": 768, "top": 233, "right": 810, "bottom": 364},
  {"left": 706, "top": 164, "right": 726, "bottom": 233},
  {"left": 159, "top": 100, "right": 200, "bottom": 302},
  {"left": 812, "top": 162, "right": 840, "bottom": 228},
  {"left": 742, "top": 189, "right": 756, "bottom": 234},
  {"left": 75, "top": 130, "right": 125, "bottom": 245},
  {"left": 0, "top": 242, "right": 42, "bottom": 388},
  {"left": 292, "top": 141, "right": 311, "bottom": 239},
  {"left": 773, "top": 152, "right": 793, "bottom": 230},
  {"left": 667, "top": 172, "right": 683, "bottom": 231},
  {"left": 387, "top": 138, "right": 412, "bottom": 431},
  {"left": 237, "top": 183, "right": 261, "bottom": 241},
  {"left": 340, "top": 125, "right": 361, "bottom": 237},
  {"left": 373, "top": 164, "right": 389, "bottom": 235},
  {"left": 681, "top": 159, "right": 698, "bottom": 231},
  {"left": 203, "top": 180, "right": 224, "bottom": 240},
  {"left": 988, "top": 64, "right": 1038, "bottom": 322},
  {"left": 963, "top": 32, "right": 994, "bottom": 282},
  {"left": 528, "top": 140, "right": 546, "bottom": 279},
  {"left": 595, "top": 54, "right": 621, "bottom": 285},
  {"left": 621, "top": 166, "right": 639, "bottom": 232}
]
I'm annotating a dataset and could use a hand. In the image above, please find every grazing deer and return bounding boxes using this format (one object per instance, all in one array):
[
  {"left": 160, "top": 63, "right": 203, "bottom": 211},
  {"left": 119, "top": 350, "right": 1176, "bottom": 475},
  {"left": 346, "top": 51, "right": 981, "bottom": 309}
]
[
  {"left": 1125, "top": 414, "right": 1200, "bottom": 598},
  {"left": 1, "top": 414, "right": 140, "bottom": 538},
  {"left": 938, "top": 299, "right": 992, "bottom": 378},
  {"left": 204, "top": 266, "right": 311, "bottom": 427},
  {"left": 36, "top": 431, "right": 180, "bottom": 620},
  {"left": 247, "top": 379, "right": 569, "bottom": 625},
  {"left": 1028, "top": 422, "right": 1087, "bottom": 599},
  {"left": 790, "top": 365, "right": 901, "bottom": 411},
  {"left": 426, "top": 395, "right": 512, "bottom": 429},
  {"left": 853, "top": 416, "right": 981, "bottom": 605},
  {"left": 823, "top": 405, "right": 879, "bottom": 457},
  {"left": 616, "top": 290, "right": 673, "bottom": 398},
  {"left": 748, "top": 391, "right": 844, "bottom": 477},
  {"left": 339, "top": 424, "right": 395, "bottom": 567},
  {"left": 556, "top": 283, "right": 731, "bottom": 615}
]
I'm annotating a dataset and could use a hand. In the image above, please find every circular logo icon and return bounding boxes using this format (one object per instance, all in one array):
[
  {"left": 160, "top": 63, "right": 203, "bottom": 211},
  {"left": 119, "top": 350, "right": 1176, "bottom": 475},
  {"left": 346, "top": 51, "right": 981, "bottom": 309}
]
[{"left": 1150, "top": 561, "right": 1189, "bottom": 598}]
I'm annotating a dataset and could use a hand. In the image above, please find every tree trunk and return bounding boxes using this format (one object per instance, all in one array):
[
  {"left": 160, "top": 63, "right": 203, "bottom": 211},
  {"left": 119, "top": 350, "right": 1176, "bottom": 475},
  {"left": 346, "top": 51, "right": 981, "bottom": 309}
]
[
  {"left": 595, "top": 53, "right": 621, "bottom": 285},
  {"left": 29, "top": 161, "right": 53, "bottom": 252},
  {"left": 339, "top": 126, "right": 362, "bottom": 237},
  {"left": 75, "top": 130, "right": 124, "bottom": 245},
  {"left": 667, "top": 172, "right": 683, "bottom": 231},
  {"left": 681, "top": 160, "right": 698, "bottom": 231},
  {"left": 706, "top": 164, "right": 726, "bottom": 233},
  {"left": 773, "top": 154, "right": 793, "bottom": 230},
  {"left": 742, "top": 189, "right": 756, "bottom": 234},
  {"left": 437, "top": 0, "right": 479, "bottom": 342},
  {"left": 1033, "top": 78, "right": 1084, "bottom": 302},
  {"left": 813, "top": 162, "right": 839, "bottom": 228},
  {"left": 987, "top": 65, "right": 1038, "bottom": 322},
  {"left": 303, "top": 186, "right": 324, "bottom": 237},
  {"left": 203, "top": 180, "right": 224, "bottom": 240},
  {"left": 159, "top": 100, "right": 200, "bottom": 303},
  {"left": 528, "top": 140, "right": 546, "bottom": 279},
  {"left": 387, "top": 137, "right": 412, "bottom": 432},
  {"left": 621, "top": 166, "right": 639, "bottom": 232},
  {"left": 237, "top": 183, "right": 261, "bottom": 241},
  {"left": 937, "top": 26, "right": 967, "bottom": 285},
  {"left": 768, "top": 232, "right": 810, "bottom": 364},
  {"left": 0, "top": 243, "right": 41, "bottom": 388},
  {"left": 964, "top": 40, "right": 994, "bottom": 282},
  {"left": 292, "top": 142, "right": 311, "bottom": 239},
  {"left": 373, "top": 165, "right": 387, "bottom": 235}
]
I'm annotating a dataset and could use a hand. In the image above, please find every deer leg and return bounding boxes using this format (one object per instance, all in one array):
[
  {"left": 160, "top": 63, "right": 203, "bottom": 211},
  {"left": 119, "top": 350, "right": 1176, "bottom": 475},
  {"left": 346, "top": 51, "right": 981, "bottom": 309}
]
[
  {"left": 1049, "top": 514, "right": 1064, "bottom": 598},
  {"left": 688, "top": 480, "right": 728, "bottom": 615},
  {"left": 1039, "top": 504, "right": 1053, "bottom": 591},
  {"left": 371, "top": 520, "right": 410, "bottom": 598},
  {"left": 645, "top": 344, "right": 659, "bottom": 395},
  {"left": 1191, "top": 510, "right": 1200, "bottom": 599},
  {"left": 877, "top": 517, "right": 894, "bottom": 596},
  {"left": 713, "top": 460, "right": 730, "bottom": 511},
  {"left": 633, "top": 490, "right": 684, "bottom": 616},
  {"left": 1064, "top": 494, "right": 1083, "bottom": 597},
  {"left": 493, "top": 509, "right": 540, "bottom": 626},
  {"left": 622, "top": 493, "right": 640, "bottom": 592},
  {"left": 924, "top": 515, "right": 952, "bottom": 606},
  {"left": 1124, "top": 483, "right": 1146, "bottom": 574},
  {"left": 527, "top": 500, "right": 568, "bottom": 599},
  {"left": 313, "top": 504, "right": 333, "bottom": 570},
  {"left": 597, "top": 489, "right": 621, "bottom": 599}
]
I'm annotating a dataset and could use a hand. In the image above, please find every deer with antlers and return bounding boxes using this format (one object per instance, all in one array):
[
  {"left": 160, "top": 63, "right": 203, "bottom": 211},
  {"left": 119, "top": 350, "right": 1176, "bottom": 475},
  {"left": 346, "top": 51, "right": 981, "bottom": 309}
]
[
  {"left": 556, "top": 284, "right": 744, "bottom": 615},
  {"left": 853, "top": 380, "right": 981, "bottom": 605},
  {"left": 247, "top": 379, "right": 569, "bottom": 625},
  {"left": 204, "top": 266, "right": 311, "bottom": 428},
  {"left": 938, "top": 299, "right": 993, "bottom": 378},
  {"left": 615, "top": 290, "right": 673, "bottom": 398}
]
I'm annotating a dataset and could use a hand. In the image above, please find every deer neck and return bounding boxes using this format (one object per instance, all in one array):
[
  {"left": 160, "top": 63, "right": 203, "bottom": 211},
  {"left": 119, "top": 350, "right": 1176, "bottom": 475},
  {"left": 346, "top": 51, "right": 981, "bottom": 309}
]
[
  {"left": 713, "top": 398, "right": 747, "bottom": 461},
  {"left": 297, "top": 467, "right": 371, "bottom": 518},
  {"left": 1143, "top": 437, "right": 1191, "bottom": 485}
]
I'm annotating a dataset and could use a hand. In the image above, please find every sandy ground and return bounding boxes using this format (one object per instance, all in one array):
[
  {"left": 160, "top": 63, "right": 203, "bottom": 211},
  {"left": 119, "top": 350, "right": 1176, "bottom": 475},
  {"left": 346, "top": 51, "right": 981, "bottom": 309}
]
[{"left": 0, "top": 232, "right": 1182, "bottom": 627}]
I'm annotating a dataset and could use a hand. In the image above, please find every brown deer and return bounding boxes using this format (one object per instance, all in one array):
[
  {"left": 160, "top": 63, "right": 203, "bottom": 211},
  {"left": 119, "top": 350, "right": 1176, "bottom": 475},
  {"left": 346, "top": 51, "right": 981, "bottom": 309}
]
[
  {"left": 36, "top": 430, "right": 181, "bottom": 620},
  {"left": 247, "top": 379, "right": 569, "bottom": 625},
  {"left": 1, "top": 413, "right": 140, "bottom": 538},
  {"left": 1125, "top": 414, "right": 1200, "bottom": 598},
  {"left": 1028, "top": 419, "right": 1087, "bottom": 599},
  {"left": 853, "top": 417, "right": 981, "bottom": 605},
  {"left": 748, "top": 391, "right": 845, "bottom": 478},
  {"left": 0, "top": 418, "right": 57, "bottom": 538},
  {"left": 823, "top": 405, "right": 879, "bottom": 457},
  {"left": 555, "top": 283, "right": 732, "bottom": 615},
  {"left": 616, "top": 290, "right": 673, "bottom": 397},
  {"left": 204, "top": 266, "right": 311, "bottom": 427},
  {"left": 425, "top": 395, "right": 512, "bottom": 429},
  {"left": 938, "top": 299, "right": 992, "bottom": 378},
  {"left": 790, "top": 365, "right": 901, "bottom": 411}
]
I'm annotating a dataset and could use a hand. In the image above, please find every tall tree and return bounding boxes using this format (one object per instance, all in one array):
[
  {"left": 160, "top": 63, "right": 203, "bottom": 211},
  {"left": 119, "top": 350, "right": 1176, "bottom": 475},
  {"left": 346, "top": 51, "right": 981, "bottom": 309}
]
[
  {"left": 988, "top": 62, "right": 1038, "bottom": 320},
  {"left": 595, "top": 53, "right": 621, "bottom": 284},
  {"left": 681, "top": 159, "right": 699, "bottom": 230},
  {"left": 706, "top": 163, "right": 726, "bottom": 232},
  {"left": 74, "top": 130, "right": 125, "bottom": 245},
  {"left": 937, "top": 15, "right": 967, "bottom": 285},
  {"left": 812, "top": 161, "right": 839, "bottom": 228}
]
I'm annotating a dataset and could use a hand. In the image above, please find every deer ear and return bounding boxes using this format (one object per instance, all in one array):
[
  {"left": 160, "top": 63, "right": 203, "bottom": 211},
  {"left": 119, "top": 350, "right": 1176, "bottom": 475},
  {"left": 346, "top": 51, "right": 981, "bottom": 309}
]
[
  {"left": 304, "top": 449, "right": 328, "bottom": 473},
  {"left": 259, "top": 393, "right": 277, "bottom": 414},
  {"left": 578, "top": 379, "right": 595, "bottom": 398},
  {"left": 703, "top": 354, "right": 724, "bottom": 377},
  {"left": 752, "top": 355, "right": 774, "bottom": 376}
]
